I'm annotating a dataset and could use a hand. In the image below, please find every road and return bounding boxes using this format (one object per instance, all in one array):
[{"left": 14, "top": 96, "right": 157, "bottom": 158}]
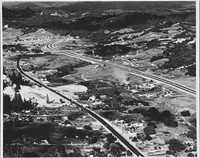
[
  {"left": 17, "top": 56, "right": 144, "bottom": 157},
  {"left": 57, "top": 51, "right": 196, "bottom": 96},
  {"left": 3, "top": 114, "right": 10, "bottom": 122}
]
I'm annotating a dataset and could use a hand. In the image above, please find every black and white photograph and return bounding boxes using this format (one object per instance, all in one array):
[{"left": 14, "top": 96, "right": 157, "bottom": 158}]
[{"left": 1, "top": 0, "right": 199, "bottom": 157}]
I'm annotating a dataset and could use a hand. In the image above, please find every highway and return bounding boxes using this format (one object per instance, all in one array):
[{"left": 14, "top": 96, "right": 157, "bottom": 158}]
[
  {"left": 17, "top": 56, "right": 145, "bottom": 157},
  {"left": 57, "top": 51, "right": 196, "bottom": 96}
]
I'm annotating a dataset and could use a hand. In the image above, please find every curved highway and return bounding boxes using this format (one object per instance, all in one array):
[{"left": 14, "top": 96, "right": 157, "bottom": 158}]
[
  {"left": 58, "top": 51, "right": 196, "bottom": 96},
  {"left": 17, "top": 55, "right": 144, "bottom": 157},
  {"left": 42, "top": 38, "right": 196, "bottom": 96}
]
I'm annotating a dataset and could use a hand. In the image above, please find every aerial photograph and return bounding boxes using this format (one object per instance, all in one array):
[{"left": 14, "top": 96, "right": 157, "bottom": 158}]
[{"left": 2, "top": 1, "right": 198, "bottom": 157}]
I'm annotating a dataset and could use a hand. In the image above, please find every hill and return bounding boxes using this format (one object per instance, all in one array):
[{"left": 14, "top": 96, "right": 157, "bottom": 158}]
[
  {"left": 3, "top": 1, "right": 195, "bottom": 12},
  {"left": 60, "top": 1, "right": 195, "bottom": 12},
  {"left": 2, "top": 2, "right": 77, "bottom": 10},
  {"left": 2, "top": 7, "right": 35, "bottom": 19}
]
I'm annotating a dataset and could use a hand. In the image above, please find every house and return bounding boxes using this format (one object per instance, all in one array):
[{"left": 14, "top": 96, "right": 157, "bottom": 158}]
[
  {"left": 36, "top": 116, "right": 48, "bottom": 122},
  {"left": 40, "top": 140, "right": 49, "bottom": 145},
  {"left": 147, "top": 144, "right": 169, "bottom": 156},
  {"left": 119, "top": 120, "right": 126, "bottom": 124},
  {"left": 3, "top": 25, "right": 8, "bottom": 29},
  {"left": 175, "top": 38, "right": 186, "bottom": 44},
  {"left": 63, "top": 116, "right": 68, "bottom": 121},
  {"left": 151, "top": 138, "right": 165, "bottom": 145},
  {"left": 65, "top": 149, "right": 74, "bottom": 155},
  {"left": 88, "top": 95, "right": 96, "bottom": 102},
  {"left": 132, "top": 122, "right": 144, "bottom": 128},
  {"left": 100, "top": 95, "right": 107, "bottom": 100}
]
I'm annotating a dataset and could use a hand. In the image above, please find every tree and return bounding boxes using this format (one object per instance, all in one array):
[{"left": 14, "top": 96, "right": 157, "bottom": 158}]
[
  {"left": 147, "top": 122, "right": 157, "bottom": 128},
  {"left": 3, "top": 81, "right": 8, "bottom": 89},
  {"left": 78, "top": 93, "right": 90, "bottom": 100},
  {"left": 121, "top": 113, "right": 144, "bottom": 123},
  {"left": 22, "top": 99, "right": 38, "bottom": 110},
  {"left": 57, "top": 144, "right": 68, "bottom": 157},
  {"left": 3, "top": 94, "right": 12, "bottom": 114},
  {"left": 166, "top": 150, "right": 175, "bottom": 155},
  {"left": 31, "top": 48, "right": 42, "bottom": 54},
  {"left": 187, "top": 153, "right": 195, "bottom": 157},
  {"left": 186, "top": 64, "right": 196, "bottom": 76},
  {"left": 91, "top": 147, "right": 106, "bottom": 157},
  {"left": 181, "top": 110, "right": 191, "bottom": 117},
  {"left": 137, "top": 132, "right": 146, "bottom": 141},
  {"left": 84, "top": 125, "right": 92, "bottom": 130},
  {"left": 147, "top": 39, "right": 160, "bottom": 48},
  {"left": 103, "top": 141, "right": 110, "bottom": 150},
  {"left": 114, "top": 90, "right": 120, "bottom": 96},
  {"left": 188, "top": 114, "right": 196, "bottom": 127},
  {"left": 168, "top": 139, "right": 186, "bottom": 152},
  {"left": 12, "top": 91, "right": 23, "bottom": 111},
  {"left": 109, "top": 143, "right": 120, "bottom": 156},
  {"left": 145, "top": 134, "right": 152, "bottom": 141},
  {"left": 143, "top": 126, "right": 156, "bottom": 136},
  {"left": 115, "top": 142, "right": 126, "bottom": 152},
  {"left": 106, "top": 133, "right": 117, "bottom": 143},
  {"left": 131, "top": 108, "right": 147, "bottom": 115},
  {"left": 132, "top": 136, "right": 138, "bottom": 142},
  {"left": 164, "top": 119, "right": 178, "bottom": 127},
  {"left": 150, "top": 55, "right": 164, "bottom": 62},
  {"left": 186, "top": 128, "right": 196, "bottom": 140},
  {"left": 127, "top": 150, "right": 133, "bottom": 156},
  {"left": 170, "top": 120, "right": 178, "bottom": 127},
  {"left": 23, "top": 152, "right": 40, "bottom": 157},
  {"left": 88, "top": 136, "right": 98, "bottom": 144},
  {"left": 161, "top": 110, "right": 172, "bottom": 120},
  {"left": 144, "top": 107, "right": 160, "bottom": 121}
]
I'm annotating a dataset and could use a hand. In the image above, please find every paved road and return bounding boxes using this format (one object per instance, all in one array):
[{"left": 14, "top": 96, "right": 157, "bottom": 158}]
[
  {"left": 3, "top": 114, "right": 10, "bottom": 122},
  {"left": 58, "top": 51, "right": 196, "bottom": 96},
  {"left": 17, "top": 56, "right": 144, "bottom": 157}
]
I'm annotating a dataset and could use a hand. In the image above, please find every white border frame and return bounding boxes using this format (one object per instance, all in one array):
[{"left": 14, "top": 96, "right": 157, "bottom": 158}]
[{"left": 1, "top": 0, "right": 199, "bottom": 158}]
